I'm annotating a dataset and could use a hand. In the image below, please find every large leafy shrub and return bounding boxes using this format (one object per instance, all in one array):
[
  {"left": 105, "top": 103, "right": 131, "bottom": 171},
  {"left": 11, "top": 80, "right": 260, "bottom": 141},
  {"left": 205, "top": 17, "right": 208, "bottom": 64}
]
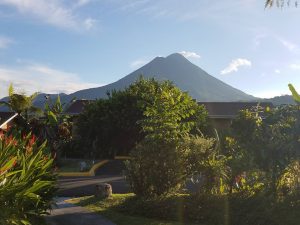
[
  {"left": 76, "top": 77, "right": 208, "bottom": 158},
  {"left": 126, "top": 138, "right": 190, "bottom": 197},
  {"left": 30, "top": 96, "right": 72, "bottom": 159},
  {"left": 0, "top": 132, "right": 56, "bottom": 225},
  {"left": 185, "top": 135, "right": 229, "bottom": 195},
  {"left": 226, "top": 103, "right": 300, "bottom": 196},
  {"left": 126, "top": 79, "right": 214, "bottom": 197}
]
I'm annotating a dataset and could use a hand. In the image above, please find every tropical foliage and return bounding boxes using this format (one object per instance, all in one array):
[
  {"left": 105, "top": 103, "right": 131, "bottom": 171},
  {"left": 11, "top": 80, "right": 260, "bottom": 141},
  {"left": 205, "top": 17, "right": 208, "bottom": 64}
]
[
  {"left": 125, "top": 78, "right": 217, "bottom": 198},
  {"left": 126, "top": 82, "right": 300, "bottom": 202},
  {"left": 30, "top": 95, "right": 72, "bottom": 157},
  {"left": 289, "top": 83, "right": 300, "bottom": 104},
  {"left": 0, "top": 84, "right": 41, "bottom": 122},
  {"left": 226, "top": 104, "right": 300, "bottom": 195},
  {"left": 75, "top": 77, "right": 208, "bottom": 158},
  {"left": 0, "top": 131, "right": 56, "bottom": 225}
]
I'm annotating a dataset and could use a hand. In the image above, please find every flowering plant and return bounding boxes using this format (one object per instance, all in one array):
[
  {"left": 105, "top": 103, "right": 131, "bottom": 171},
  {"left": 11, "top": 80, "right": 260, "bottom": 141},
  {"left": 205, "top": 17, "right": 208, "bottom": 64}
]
[{"left": 0, "top": 131, "right": 57, "bottom": 225}]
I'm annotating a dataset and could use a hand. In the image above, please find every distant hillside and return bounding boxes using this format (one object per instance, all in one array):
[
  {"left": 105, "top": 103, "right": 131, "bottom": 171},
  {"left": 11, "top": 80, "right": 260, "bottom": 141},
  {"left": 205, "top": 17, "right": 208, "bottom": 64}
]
[
  {"left": 264, "top": 95, "right": 296, "bottom": 106},
  {"left": 60, "top": 53, "right": 256, "bottom": 103},
  {"left": 33, "top": 93, "right": 67, "bottom": 108}
]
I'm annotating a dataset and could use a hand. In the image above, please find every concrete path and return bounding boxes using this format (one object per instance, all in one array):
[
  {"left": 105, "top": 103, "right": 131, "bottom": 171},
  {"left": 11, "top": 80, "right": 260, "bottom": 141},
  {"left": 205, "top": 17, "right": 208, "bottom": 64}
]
[
  {"left": 57, "top": 175, "right": 130, "bottom": 197},
  {"left": 45, "top": 198, "right": 116, "bottom": 225}
]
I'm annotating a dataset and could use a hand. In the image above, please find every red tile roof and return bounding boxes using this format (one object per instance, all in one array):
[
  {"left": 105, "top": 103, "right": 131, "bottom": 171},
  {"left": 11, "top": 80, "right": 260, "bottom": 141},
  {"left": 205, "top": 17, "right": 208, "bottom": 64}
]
[{"left": 64, "top": 100, "right": 91, "bottom": 115}]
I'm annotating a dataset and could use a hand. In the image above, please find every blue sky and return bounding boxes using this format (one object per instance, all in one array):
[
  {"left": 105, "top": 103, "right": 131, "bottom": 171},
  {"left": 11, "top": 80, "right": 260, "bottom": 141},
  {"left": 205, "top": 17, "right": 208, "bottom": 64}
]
[{"left": 0, "top": 0, "right": 299, "bottom": 98}]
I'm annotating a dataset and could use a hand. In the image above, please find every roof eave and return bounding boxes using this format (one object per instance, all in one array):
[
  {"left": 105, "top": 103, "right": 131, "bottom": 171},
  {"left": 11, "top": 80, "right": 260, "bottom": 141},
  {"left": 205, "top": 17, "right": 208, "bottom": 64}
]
[{"left": 0, "top": 113, "right": 18, "bottom": 129}]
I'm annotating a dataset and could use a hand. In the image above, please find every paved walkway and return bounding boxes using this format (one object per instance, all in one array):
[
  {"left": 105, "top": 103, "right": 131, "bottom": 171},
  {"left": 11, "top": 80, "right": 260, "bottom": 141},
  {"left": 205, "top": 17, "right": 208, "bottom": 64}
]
[
  {"left": 45, "top": 198, "right": 116, "bottom": 225},
  {"left": 57, "top": 175, "right": 130, "bottom": 197}
]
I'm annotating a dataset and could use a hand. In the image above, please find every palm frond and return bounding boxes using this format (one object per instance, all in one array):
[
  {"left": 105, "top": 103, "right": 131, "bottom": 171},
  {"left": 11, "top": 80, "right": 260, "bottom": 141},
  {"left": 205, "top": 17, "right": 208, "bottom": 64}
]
[
  {"left": 288, "top": 83, "right": 300, "bottom": 104},
  {"left": 8, "top": 84, "right": 14, "bottom": 97},
  {"left": 29, "top": 106, "right": 43, "bottom": 115},
  {"left": 29, "top": 92, "right": 39, "bottom": 102},
  {"left": 266, "top": 0, "right": 298, "bottom": 7},
  {"left": 265, "top": 0, "right": 273, "bottom": 7}
]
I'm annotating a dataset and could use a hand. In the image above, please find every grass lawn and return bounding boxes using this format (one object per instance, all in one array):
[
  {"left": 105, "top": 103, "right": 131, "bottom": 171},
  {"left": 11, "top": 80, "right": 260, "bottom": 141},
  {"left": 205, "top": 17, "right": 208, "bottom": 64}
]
[
  {"left": 67, "top": 193, "right": 300, "bottom": 225},
  {"left": 67, "top": 194, "right": 201, "bottom": 225}
]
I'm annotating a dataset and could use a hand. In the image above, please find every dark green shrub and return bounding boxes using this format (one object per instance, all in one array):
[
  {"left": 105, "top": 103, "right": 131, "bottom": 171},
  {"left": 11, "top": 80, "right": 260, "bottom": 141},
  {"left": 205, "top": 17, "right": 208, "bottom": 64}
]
[
  {"left": 184, "top": 135, "right": 229, "bottom": 194},
  {"left": 76, "top": 77, "right": 208, "bottom": 158},
  {"left": 126, "top": 138, "right": 189, "bottom": 197}
]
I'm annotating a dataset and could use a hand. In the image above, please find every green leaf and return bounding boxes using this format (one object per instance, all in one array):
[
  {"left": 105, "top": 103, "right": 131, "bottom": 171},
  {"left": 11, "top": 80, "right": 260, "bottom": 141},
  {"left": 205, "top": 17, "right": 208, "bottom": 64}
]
[
  {"left": 0, "top": 157, "right": 17, "bottom": 175},
  {"left": 47, "top": 111, "right": 58, "bottom": 124},
  {"left": 288, "top": 83, "right": 300, "bottom": 104}
]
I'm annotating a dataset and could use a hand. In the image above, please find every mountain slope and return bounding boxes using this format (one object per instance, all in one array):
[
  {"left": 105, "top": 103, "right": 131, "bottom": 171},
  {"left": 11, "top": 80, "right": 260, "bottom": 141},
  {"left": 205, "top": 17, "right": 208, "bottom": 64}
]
[
  {"left": 62, "top": 53, "right": 256, "bottom": 102},
  {"left": 263, "top": 95, "right": 295, "bottom": 106}
]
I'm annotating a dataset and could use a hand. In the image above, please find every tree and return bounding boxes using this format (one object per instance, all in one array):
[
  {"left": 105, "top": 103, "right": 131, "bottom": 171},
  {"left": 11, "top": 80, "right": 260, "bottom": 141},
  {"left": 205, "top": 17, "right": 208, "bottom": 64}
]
[
  {"left": 125, "top": 78, "right": 211, "bottom": 197},
  {"left": 30, "top": 95, "right": 72, "bottom": 157},
  {"left": 266, "top": 0, "right": 298, "bottom": 7},
  {"left": 0, "top": 84, "right": 41, "bottom": 121},
  {"left": 138, "top": 78, "right": 207, "bottom": 140},
  {"left": 76, "top": 89, "right": 144, "bottom": 158},
  {"left": 228, "top": 104, "right": 300, "bottom": 195},
  {"left": 76, "top": 77, "right": 208, "bottom": 158}
]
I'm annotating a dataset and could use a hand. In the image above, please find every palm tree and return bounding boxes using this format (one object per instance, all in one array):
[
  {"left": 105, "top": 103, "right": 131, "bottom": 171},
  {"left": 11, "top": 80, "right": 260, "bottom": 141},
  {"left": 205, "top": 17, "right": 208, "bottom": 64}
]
[
  {"left": 265, "top": 0, "right": 298, "bottom": 7},
  {"left": 0, "top": 84, "right": 41, "bottom": 120}
]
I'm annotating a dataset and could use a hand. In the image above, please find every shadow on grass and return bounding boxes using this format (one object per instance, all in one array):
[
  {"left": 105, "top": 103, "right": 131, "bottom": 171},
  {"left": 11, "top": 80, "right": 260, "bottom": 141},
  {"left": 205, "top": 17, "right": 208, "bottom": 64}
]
[{"left": 73, "top": 194, "right": 199, "bottom": 225}]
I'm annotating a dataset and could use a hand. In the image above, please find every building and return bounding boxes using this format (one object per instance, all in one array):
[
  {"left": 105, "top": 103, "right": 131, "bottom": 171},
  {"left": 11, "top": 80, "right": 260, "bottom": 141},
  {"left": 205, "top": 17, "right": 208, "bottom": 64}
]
[
  {"left": 64, "top": 99, "right": 91, "bottom": 116},
  {"left": 0, "top": 112, "right": 18, "bottom": 131},
  {"left": 198, "top": 102, "right": 273, "bottom": 129},
  {"left": 65, "top": 100, "right": 273, "bottom": 130}
]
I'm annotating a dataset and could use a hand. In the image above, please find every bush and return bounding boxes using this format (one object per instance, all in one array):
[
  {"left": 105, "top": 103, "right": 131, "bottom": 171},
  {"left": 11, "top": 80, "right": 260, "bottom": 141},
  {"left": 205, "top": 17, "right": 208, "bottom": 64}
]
[
  {"left": 126, "top": 138, "right": 190, "bottom": 197},
  {"left": 126, "top": 135, "right": 227, "bottom": 198},
  {"left": 76, "top": 77, "right": 208, "bottom": 158},
  {"left": 0, "top": 132, "right": 57, "bottom": 225},
  {"left": 227, "top": 105, "right": 300, "bottom": 196},
  {"left": 185, "top": 135, "right": 229, "bottom": 195}
]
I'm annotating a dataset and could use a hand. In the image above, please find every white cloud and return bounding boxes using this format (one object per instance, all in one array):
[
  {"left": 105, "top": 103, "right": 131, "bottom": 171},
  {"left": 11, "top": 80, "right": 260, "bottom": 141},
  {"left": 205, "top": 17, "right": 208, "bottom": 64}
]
[
  {"left": 0, "top": 63, "right": 102, "bottom": 98},
  {"left": 253, "top": 34, "right": 267, "bottom": 48},
  {"left": 179, "top": 51, "right": 201, "bottom": 59},
  {"left": 74, "top": 0, "right": 91, "bottom": 8},
  {"left": 289, "top": 63, "right": 300, "bottom": 70},
  {"left": 220, "top": 58, "right": 252, "bottom": 75},
  {"left": 0, "top": 36, "right": 13, "bottom": 49},
  {"left": 112, "top": 0, "right": 258, "bottom": 24},
  {"left": 278, "top": 38, "right": 299, "bottom": 53},
  {"left": 84, "top": 17, "right": 97, "bottom": 30},
  {"left": 130, "top": 59, "right": 148, "bottom": 69},
  {"left": 0, "top": 0, "right": 95, "bottom": 31},
  {"left": 254, "top": 90, "right": 289, "bottom": 98},
  {"left": 274, "top": 69, "right": 281, "bottom": 74}
]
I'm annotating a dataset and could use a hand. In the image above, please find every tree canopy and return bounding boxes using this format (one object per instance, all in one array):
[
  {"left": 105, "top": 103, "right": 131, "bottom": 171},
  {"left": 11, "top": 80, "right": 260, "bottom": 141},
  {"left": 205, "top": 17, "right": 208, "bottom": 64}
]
[
  {"left": 75, "top": 77, "right": 208, "bottom": 158},
  {"left": 0, "top": 84, "right": 41, "bottom": 119}
]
